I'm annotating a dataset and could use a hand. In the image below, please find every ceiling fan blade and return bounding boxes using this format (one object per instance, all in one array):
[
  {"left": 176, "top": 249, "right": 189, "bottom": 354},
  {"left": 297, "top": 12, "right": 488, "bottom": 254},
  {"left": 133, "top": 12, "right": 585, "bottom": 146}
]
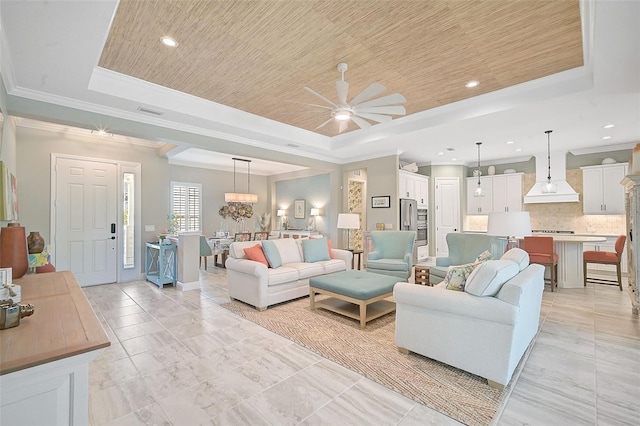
[
  {"left": 355, "top": 105, "right": 406, "bottom": 116},
  {"left": 349, "top": 83, "right": 387, "bottom": 106},
  {"left": 284, "top": 99, "right": 333, "bottom": 110},
  {"left": 355, "top": 112, "right": 392, "bottom": 123},
  {"left": 352, "top": 93, "right": 406, "bottom": 109},
  {"left": 281, "top": 110, "right": 329, "bottom": 115},
  {"left": 335, "top": 80, "right": 349, "bottom": 105},
  {"left": 304, "top": 86, "right": 338, "bottom": 107},
  {"left": 351, "top": 115, "right": 371, "bottom": 130},
  {"left": 315, "top": 117, "right": 334, "bottom": 130},
  {"left": 338, "top": 120, "right": 349, "bottom": 133}
]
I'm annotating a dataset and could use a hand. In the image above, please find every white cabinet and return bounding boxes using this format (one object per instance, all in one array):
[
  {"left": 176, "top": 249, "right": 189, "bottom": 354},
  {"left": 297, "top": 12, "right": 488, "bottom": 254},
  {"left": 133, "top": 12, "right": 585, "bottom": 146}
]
[
  {"left": 466, "top": 176, "right": 493, "bottom": 215},
  {"left": 399, "top": 170, "right": 429, "bottom": 208},
  {"left": 491, "top": 174, "right": 523, "bottom": 212},
  {"left": 583, "top": 236, "right": 628, "bottom": 274},
  {"left": 467, "top": 174, "right": 523, "bottom": 215},
  {"left": 581, "top": 163, "right": 628, "bottom": 214}
]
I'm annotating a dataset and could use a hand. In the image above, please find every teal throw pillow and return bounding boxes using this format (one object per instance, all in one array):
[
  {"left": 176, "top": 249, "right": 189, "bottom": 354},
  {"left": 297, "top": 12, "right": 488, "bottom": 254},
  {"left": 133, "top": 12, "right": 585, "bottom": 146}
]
[
  {"left": 302, "top": 238, "right": 331, "bottom": 263},
  {"left": 261, "top": 240, "right": 282, "bottom": 268}
]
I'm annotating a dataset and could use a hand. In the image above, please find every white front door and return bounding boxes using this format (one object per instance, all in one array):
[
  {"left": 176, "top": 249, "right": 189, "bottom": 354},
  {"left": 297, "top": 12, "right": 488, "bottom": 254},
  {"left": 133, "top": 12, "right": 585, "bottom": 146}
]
[
  {"left": 435, "top": 177, "right": 460, "bottom": 258},
  {"left": 54, "top": 157, "right": 118, "bottom": 286}
]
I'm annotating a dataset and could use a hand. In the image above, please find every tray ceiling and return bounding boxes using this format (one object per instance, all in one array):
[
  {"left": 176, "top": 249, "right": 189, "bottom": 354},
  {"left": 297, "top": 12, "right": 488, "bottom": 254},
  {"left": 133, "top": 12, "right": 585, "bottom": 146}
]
[{"left": 99, "top": 0, "right": 583, "bottom": 137}]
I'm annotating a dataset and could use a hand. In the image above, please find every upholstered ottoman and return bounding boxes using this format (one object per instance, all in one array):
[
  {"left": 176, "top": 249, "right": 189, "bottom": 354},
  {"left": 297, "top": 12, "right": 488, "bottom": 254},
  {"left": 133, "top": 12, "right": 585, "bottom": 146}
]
[{"left": 309, "top": 270, "right": 398, "bottom": 328}]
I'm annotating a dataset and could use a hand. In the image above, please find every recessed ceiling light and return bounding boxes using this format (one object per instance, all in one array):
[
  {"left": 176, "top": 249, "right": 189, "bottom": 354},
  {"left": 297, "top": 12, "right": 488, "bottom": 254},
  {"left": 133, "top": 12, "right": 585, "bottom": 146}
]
[
  {"left": 506, "top": 140, "right": 514, "bottom": 145},
  {"left": 603, "top": 124, "right": 615, "bottom": 129},
  {"left": 446, "top": 147, "right": 455, "bottom": 151},
  {"left": 91, "top": 129, "right": 113, "bottom": 137},
  {"left": 515, "top": 148, "right": 522, "bottom": 152},
  {"left": 160, "top": 36, "right": 178, "bottom": 47},
  {"left": 465, "top": 80, "right": 479, "bottom": 88},
  {"left": 451, "top": 158, "right": 457, "bottom": 161},
  {"left": 602, "top": 136, "right": 612, "bottom": 140},
  {"left": 437, "top": 152, "right": 444, "bottom": 155}
]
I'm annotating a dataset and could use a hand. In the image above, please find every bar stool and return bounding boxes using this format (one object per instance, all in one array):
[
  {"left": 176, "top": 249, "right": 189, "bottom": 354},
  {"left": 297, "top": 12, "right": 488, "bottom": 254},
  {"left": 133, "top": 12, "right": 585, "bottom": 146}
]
[
  {"left": 199, "top": 236, "right": 212, "bottom": 269},
  {"left": 583, "top": 235, "right": 626, "bottom": 291},
  {"left": 523, "top": 236, "right": 558, "bottom": 291}
]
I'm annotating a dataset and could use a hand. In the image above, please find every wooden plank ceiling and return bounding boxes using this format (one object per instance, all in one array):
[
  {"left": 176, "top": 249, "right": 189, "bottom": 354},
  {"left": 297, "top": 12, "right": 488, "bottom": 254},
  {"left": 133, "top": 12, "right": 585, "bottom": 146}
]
[{"left": 99, "top": 0, "right": 583, "bottom": 136}]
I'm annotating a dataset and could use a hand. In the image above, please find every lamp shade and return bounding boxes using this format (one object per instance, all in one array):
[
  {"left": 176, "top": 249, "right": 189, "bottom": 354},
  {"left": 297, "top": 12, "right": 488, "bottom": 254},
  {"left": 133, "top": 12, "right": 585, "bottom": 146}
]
[
  {"left": 310, "top": 208, "right": 320, "bottom": 216},
  {"left": 487, "top": 212, "right": 532, "bottom": 237},
  {"left": 225, "top": 192, "right": 258, "bottom": 203},
  {"left": 337, "top": 213, "right": 360, "bottom": 230},
  {"left": 276, "top": 209, "right": 285, "bottom": 217}
]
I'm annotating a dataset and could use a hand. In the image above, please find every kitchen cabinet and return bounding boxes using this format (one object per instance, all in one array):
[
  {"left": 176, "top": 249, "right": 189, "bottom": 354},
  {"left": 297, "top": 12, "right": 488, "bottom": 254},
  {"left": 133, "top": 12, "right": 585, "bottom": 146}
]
[
  {"left": 466, "top": 176, "right": 493, "bottom": 215},
  {"left": 399, "top": 170, "right": 429, "bottom": 208},
  {"left": 491, "top": 174, "right": 523, "bottom": 212},
  {"left": 467, "top": 174, "right": 523, "bottom": 215},
  {"left": 583, "top": 236, "right": 628, "bottom": 274},
  {"left": 581, "top": 163, "right": 628, "bottom": 214}
]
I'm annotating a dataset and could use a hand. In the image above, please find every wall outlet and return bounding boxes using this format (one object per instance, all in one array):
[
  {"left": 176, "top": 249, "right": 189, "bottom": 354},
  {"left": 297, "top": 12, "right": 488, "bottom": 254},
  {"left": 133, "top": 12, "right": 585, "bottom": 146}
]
[
  {"left": 385, "top": 223, "right": 393, "bottom": 229},
  {"left": 145, "top": 225, "right": 155, "bottom": 232}
]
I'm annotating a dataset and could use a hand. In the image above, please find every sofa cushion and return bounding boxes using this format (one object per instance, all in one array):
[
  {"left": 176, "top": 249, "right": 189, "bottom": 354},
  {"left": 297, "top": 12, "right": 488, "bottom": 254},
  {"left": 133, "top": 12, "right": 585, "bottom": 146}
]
[
  {"left": 443, "top": 262, "right": 476, "bottom": 291},
  {"left": 275, "top": 238, "right": 304, "bottom": 264},
  {"left": 367, "top": 258, "right": 409, "bottom": 272},
  {"left": 500, "top": 248, "right": 530, "bottom": 271},
  {"left": 319, "top": 258, "right": 347, "bottom": 274},
  {"left": 261, "top": 240, "right": 282, "bottom": 268},
  {"left": 302, "top": 238, "right": 331, "bottom": 262},
  {"left": 266, "top": 266, "right": 300, "bottom": 286},
  {"left": 476, "top": 249, "right": 493, "bottom": 262},
  {"left": 285, "top": 262, "right": 325, "bottom": 279},
  {"left": 465, "top": 259, "right": 520, "bottom": 296},
  {"left": 243, "top": 244, "right": 268, "bottom": 267}
]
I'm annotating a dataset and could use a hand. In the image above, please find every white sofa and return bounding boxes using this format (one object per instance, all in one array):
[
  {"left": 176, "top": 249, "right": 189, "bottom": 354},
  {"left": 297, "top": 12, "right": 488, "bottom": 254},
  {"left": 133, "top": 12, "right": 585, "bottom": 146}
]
[
  {"left": 226, "top": 238, "right": 352, "bottom": 310},
  {"left": 393, "top": 248, "right": 544, "bottom": 388}
]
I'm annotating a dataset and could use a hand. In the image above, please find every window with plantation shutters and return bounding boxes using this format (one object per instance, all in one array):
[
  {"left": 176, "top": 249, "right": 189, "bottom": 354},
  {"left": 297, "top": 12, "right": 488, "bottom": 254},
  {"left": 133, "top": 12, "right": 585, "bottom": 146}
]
[{"left": 170, "top": 181, "right": 202, "bottom": 232}]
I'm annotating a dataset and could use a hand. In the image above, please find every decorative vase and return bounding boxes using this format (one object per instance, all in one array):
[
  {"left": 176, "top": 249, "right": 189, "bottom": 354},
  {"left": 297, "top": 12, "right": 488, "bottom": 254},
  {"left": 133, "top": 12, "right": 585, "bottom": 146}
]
[
  {"left": 0, "top": 223, "right": 29, "bottom": 279},
  {"left": 27, "top": 231, "right": 45, "bottom": 254}
]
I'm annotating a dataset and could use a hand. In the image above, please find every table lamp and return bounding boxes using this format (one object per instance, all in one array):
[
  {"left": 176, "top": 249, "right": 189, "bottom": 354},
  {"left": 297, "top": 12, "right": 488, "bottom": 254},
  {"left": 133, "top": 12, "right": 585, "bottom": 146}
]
[
  {"left": 337, "top": 213, "right": 360, "bottom": 250},
  {"left": 277, "top": 209, "right": 285, "bottom": 230},
  {"left": 310, "top": 208, "right": 320, "bottom": 231},
  {"left": 487, "top": 211, "right": 532, "bottom": 251}
]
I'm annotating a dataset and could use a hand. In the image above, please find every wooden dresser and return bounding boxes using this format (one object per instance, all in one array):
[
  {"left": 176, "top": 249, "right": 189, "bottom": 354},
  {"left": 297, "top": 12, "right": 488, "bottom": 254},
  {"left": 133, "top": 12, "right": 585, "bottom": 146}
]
[{"left": 0, "top": 271, "right": 110, "bottom": 424}]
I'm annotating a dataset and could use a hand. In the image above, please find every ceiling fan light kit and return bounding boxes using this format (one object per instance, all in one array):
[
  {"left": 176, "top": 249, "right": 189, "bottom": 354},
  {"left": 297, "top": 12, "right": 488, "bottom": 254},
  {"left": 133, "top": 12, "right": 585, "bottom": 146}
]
[{"left": 290, "top": 62, "right": 407, "bottom": 134}]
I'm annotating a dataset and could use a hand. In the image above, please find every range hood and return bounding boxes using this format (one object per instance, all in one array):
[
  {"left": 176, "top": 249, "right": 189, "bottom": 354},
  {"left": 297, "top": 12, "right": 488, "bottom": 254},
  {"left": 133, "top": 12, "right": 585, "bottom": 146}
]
[{"left": 523, "top": 151, "right": 579, "bottom": 204}]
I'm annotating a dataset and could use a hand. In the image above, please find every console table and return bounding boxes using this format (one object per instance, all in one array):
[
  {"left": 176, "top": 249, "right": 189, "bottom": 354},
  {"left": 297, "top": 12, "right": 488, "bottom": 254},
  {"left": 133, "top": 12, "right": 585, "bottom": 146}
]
[
  {"left": 145, "top": 242, "right": 177, "bottom": 287},
  {"left": 0, "top": 271, "right": 110, "bottom": 425}
]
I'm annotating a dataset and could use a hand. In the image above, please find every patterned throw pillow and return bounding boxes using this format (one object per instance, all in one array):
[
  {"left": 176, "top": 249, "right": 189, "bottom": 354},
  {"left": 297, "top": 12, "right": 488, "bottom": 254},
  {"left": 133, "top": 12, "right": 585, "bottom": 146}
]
[
  {"left": 443, "top": 262, "right": 477, "bottom": 291},
  {"left": 475, "top": 250, "right": 493, "bottom": 263}
]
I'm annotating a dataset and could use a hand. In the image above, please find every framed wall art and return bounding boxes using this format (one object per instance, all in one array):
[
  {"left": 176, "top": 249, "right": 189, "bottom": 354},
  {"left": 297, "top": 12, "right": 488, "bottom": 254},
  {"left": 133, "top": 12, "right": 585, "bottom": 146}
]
[
  {"left": 371, "top": 195, "right": 391, "bottom": 208},
  {"left": 294, "top": 199, "right": 306, "bottom": 218}
]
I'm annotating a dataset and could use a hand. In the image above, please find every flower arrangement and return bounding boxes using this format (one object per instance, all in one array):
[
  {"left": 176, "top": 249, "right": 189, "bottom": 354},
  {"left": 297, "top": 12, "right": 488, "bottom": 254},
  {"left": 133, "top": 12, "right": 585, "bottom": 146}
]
[{"left": 218, "top": 202, "right": 254, "bottom": 222}]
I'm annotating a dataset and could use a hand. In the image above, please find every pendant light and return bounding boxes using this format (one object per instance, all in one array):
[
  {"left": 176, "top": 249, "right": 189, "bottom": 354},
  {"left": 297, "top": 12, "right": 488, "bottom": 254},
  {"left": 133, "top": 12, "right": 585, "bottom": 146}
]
[
  {"left": 225, "top": 158, "right": 258, "bottom": 203},
  {"left": 541, "top": 130, "right": 557, "bottom": 194},
  {"left": 474, "top": 142, "right": 484, "bottom": 196}
]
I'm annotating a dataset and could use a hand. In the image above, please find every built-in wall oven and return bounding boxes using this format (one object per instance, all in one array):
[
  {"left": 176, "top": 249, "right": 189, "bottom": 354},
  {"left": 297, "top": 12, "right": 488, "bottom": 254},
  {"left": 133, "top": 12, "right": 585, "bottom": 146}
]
[{"left": 416, "top": 208, "right": 428, "bottom": 261}]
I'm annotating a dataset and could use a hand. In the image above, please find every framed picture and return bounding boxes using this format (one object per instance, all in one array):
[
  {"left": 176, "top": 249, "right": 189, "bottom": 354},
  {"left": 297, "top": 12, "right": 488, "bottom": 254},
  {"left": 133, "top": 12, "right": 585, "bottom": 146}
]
[
  {"left": 294, "top": 199, "right": 306, "bottom": 218},
  {"left": 371, "top": 195, "right": 391, "bottom": 208}
]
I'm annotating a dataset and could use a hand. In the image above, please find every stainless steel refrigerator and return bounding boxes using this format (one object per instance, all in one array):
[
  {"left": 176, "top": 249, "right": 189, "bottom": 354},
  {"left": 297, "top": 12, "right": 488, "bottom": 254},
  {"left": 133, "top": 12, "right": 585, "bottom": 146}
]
[{"left": 399, "top": 198, "right": 417, "bottom": 232}]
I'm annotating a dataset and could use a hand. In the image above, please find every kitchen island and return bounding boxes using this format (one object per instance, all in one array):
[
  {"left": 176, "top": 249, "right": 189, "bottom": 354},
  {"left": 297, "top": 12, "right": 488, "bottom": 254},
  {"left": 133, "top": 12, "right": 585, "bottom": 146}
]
[
  {"left": 0, "top": 271, "right": 110, "bottom": 424},
  {"left": 546, "top": 235, "right": 607, "bottom": 288}
]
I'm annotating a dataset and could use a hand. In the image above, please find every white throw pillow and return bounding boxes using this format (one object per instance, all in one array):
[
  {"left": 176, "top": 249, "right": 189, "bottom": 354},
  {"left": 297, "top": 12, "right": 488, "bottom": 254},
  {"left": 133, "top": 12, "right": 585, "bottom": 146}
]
[
  {"left": 500, "top": 248, "right": 530, "bottom": 271},
  {"left": 465, "top": 259, "right": 520, "bottom": 297}
]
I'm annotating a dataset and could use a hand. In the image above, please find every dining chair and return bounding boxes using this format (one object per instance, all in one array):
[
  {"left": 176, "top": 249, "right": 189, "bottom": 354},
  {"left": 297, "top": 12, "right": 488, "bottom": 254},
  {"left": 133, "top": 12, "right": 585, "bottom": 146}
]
[
  {"left": 199, "top": 236, "right": 212, "bottom": 269},
  {"left": 523, "top": 236, "right": 558, "bottom": 291},
  {"left": 583, "top": 235, "right": 626, "bottom": 291},
  {"left": 253, "top": 231, "right": 269, "bottom": 241},
  {"left": 234, "top": 232, "right": 252, "bottom": 242}
]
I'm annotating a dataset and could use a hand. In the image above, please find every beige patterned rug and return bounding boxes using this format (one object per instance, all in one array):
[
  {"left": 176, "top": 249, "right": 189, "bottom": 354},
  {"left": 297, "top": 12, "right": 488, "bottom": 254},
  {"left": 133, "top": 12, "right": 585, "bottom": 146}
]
[{"left": 222, "top": 296, "right": 507, "bottom": 426}]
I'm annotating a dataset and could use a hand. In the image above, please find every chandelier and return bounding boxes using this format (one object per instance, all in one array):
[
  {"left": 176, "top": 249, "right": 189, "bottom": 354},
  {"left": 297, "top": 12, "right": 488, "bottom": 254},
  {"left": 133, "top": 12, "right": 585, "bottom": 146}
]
[{"left": 219, "top": 158, "right": 257, "bottom": 222}]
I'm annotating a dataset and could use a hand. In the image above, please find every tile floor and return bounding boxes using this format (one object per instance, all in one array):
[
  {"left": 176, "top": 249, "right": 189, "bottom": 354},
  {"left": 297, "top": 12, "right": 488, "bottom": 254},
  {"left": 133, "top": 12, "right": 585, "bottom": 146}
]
[{"left": 84, "top": 268, "right": 639, "bottom": 425}]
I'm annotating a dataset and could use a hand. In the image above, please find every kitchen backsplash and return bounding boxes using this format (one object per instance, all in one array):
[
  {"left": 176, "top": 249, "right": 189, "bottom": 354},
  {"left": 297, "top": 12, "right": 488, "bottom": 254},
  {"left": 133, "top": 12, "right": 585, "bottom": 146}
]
[{"left": 465, "top": 169, "right": 626, "bottom": 235}]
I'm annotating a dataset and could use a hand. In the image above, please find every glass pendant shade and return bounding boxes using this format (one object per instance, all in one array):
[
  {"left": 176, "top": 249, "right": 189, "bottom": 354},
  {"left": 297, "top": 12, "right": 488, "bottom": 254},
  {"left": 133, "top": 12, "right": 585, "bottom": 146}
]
[{"left": 475, "top": 141, "right": 484, "bottom": 196}]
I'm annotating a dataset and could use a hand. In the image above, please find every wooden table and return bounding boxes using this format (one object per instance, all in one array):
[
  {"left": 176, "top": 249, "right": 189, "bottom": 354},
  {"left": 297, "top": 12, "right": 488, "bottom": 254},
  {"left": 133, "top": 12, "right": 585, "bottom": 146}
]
[{"left": 0, "top": 271, "right": 110, "bottom": 424}]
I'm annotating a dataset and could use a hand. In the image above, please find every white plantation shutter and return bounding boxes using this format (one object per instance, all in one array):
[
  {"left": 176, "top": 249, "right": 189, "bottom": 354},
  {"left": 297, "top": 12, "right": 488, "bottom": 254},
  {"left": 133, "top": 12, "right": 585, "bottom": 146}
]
[{"left": 170, "top": 181, "right": 201, "bottom": 232}]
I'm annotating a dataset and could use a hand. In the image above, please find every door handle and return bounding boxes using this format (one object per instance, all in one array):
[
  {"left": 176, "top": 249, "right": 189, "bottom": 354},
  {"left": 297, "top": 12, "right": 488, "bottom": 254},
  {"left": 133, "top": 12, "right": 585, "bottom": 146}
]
[{"left": 111, "top": 223, "right": 116, "bottom": 233}]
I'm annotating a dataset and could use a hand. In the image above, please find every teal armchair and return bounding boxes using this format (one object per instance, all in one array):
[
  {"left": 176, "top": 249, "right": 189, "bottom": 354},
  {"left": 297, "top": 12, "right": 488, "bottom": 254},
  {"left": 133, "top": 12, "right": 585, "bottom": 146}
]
[
  {"left": 367, "top": 231, "right": 416, "bottom": 280},
  {"left": 430, "top": 233, "right": 505, "bottom": 284},
  {"left": 199, "top": 236, "right": 213, "bottom": 269}
]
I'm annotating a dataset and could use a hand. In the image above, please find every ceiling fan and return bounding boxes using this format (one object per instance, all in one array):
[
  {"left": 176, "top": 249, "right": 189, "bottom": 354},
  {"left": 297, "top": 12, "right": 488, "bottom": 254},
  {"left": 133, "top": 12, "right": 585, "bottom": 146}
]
[{"left": 287, "top": 63, "right": 407, "bottom": 134}]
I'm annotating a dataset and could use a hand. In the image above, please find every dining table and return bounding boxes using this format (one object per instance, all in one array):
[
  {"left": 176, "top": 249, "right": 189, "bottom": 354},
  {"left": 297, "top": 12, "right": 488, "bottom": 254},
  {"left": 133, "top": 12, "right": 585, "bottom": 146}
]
[{"left": 207, "top": 237, "right": 234, "bottom": 268}]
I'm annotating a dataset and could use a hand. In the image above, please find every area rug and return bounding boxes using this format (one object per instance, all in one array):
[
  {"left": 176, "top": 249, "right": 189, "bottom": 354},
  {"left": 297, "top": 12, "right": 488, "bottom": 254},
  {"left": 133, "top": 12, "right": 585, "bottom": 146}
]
[{"left": 221, "top": 296, "right": 506, "bottom": 426}]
